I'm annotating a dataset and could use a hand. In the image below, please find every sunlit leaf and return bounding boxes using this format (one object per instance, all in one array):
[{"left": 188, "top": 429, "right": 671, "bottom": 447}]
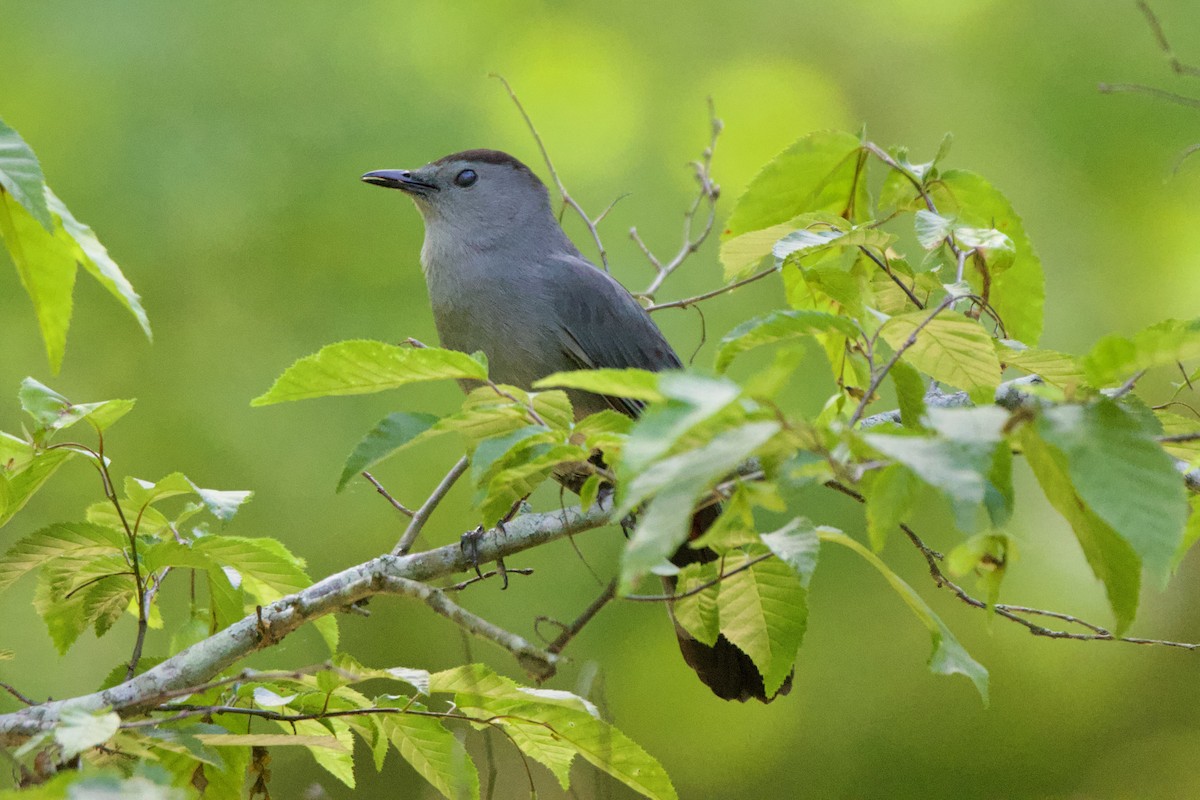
[
  {"left": 252, "top": 341, "right": 487, "bottom": 405},
  {"left": 717, "top": 548, "right": 807, "bottom": 695},
  {"left": 54, "top": 708, "right": 120, "bottom": 759},
  {"left": 0, "top": 119, "right": 53, "bottom": 230},
  {"left": 1083, "top": 318, "right": 1200, "bottom": 388},
  {"left": 880, "top": 310, "right": 1001, "bottom": 400},
  {"left": 714, "top": 309, "right": 858, "bottom": 373}
]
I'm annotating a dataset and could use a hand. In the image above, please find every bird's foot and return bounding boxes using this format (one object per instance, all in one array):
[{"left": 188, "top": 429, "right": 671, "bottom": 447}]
[{"left": 460, "top": 526, "right": 486, "bottom": 579}]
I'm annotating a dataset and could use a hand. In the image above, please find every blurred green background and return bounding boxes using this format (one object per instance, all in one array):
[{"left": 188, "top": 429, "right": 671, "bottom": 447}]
[{"left": 3, "top": 1, "right": 1200, "bottom": 797}]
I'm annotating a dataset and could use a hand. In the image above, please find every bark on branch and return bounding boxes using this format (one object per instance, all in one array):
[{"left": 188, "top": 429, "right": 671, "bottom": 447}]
[{"left": 0, "top": 497, "right": 613, "bottom": 742}]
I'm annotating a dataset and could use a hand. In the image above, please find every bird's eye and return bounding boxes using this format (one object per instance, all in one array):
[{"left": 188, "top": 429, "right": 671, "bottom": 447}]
[{"left": 454, "top": 169, "right": 478, "bottom": 187}]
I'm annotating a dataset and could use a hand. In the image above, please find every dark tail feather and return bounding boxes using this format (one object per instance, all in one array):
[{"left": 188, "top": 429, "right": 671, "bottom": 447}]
[{"left": 665, "top": 504, "right": 794, "bottom": 703}]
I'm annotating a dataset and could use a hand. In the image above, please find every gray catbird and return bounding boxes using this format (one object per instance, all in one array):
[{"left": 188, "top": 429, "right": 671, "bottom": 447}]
[{"left": 363, "top": 149, "right": 790, "bottom": 702}]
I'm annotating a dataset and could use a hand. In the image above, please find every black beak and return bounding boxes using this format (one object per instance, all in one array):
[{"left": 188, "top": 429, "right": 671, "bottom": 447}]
[{"left": 361, "top": 169, "right": 439, "bottom": 195}]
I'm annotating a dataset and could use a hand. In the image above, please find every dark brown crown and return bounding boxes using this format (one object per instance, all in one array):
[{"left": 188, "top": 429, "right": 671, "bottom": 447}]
[{"left": 433, "top": 149, "right": 537, "bottom": 178}]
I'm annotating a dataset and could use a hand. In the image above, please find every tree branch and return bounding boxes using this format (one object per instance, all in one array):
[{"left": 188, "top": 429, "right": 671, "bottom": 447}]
[
  {"left": 0, "top": 496, "right": 614, "bottom": 742},
  {"left": 393, "top": 456, "right": 470, "bottom": 556}
]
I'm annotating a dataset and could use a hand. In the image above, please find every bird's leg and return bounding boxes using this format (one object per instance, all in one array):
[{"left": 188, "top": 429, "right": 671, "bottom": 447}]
[
  {"left": 459, "top": 496, "right": 529, "bottom": 584},
  {"left": 459, "top": 526, "right": 486, "bottom": 579}
]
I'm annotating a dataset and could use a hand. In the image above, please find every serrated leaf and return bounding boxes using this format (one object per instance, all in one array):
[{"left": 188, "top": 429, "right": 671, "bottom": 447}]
[
  {"left": 1083, "top": 318, "right": 1200, "bottom": 388},
  {"left": 719, "top": 217, "right": 800, "bottom": 279},
  {"left": 252, "top": 341, "right": 487, "bottom": 405},
  {"left": 996, "top": 342, "right": 1085, "bottom": 389},
  {"left": 819, "top": 529, "right": 989, "bottom": 703},
  {"left": 619, "top": 373, "right": 743, "bottom": 477},
  {"left": 1035, "top": 400, "right": 1187, "bottom": 585},
  {"left": 672, "top": 562, "right": 721, "bottom": 646},
  {"left": 290, "top": 719, "right": 356, "bottom": 788},
  {"left": 724, "top": 130, "right": 866, "bottom": 239},
  {"left": 759, "top": 519, "right": 821, "bottom": 587},
  {"left": 0, "top": 119, "right": 53, "bottom": 230},
  {"left": 1021, "top": 427, "right": 1141, "bottom": 631},
  {"left": 337, "top": 412, "right": 440, "bottom": 491},
  {"left": 533, "top": 368, "right": 663, "bottom": 403},
  {"left": 880, "top": 310, "right": 1001, "bottom": 399},
  {"left": 47, "top": 188, "right": 151, "bottom": 341},
  {"left": 773, "top": 218, "right": 894, "bottom": 264},
  {"left": 0, "top": 446, "right": 73, "bottom": 528},
  {"left": 618, "top": 422, "right": 781, "bottom": 593},
  {"left": 914, "top": 210, "right": 954, "bottom": 249},
  {"left": 54, "top": 708, "right": 120, "bottom": 759},
  {"left": 716, "top": 548, "right": 806, "bottom": 697},
  {"left": 890, "top": 359, "right": 927, "bottom": 429},
  {"left": 930, "top": 170, "right": 1044, "bottom": 345},
  {"left": 190, "top": 484, "right": 253, "bottom": 522},
  {"left": 454, "top": 694, "right": 677, "bottom": 800},
  {"left": 195, "top": 732, "right": 349, "bottom": 750},
  {"left": 715, "top": 309, "right": 859, "bottom": 373},
  {"left": 0, "top": 187, "right": 77, "bottom": 371},
  {"left": 381, "top": 707, "right": 479, "bottom": 800},
  {"left": 0, "top": 521, "right": 126, "bottom": 591}
]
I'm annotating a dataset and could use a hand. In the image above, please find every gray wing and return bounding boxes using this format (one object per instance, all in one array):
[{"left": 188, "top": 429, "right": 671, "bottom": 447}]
[{"left": 545, "top": 255, "right": 681, "bottom": 417}]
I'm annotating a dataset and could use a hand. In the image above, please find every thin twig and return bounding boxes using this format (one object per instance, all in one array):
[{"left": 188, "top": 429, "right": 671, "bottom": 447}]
[
  {"left": 1097, "top": 82, "right": 1200, "bottom": 110},
  {"left": 393, "top": 456, "right": 470, "bottom": 556},
  {"left": 491, "top": 73, "right": 612, "bottom": 271},
  {"left": 362, "top": 471, "right": 415, "bottom": 517},
  {"left": 0, "top": 682, "right": 37, "bottom": 707},
  {"left": 546, "top": 580, "right": 617, "bottom": 656},
  {"left": 824, "top": 480, "right": 1200, "bottom": 651},
  {"left": 848, "top": 294, "right": 956, "bottom": 426},
  {"left": 645, "top": 265, "right": 779, "bottom": 312},
  {"left": 1135, "top": 0, "right": 1200, "bottom": 77},
  {"left": 859, "top": 247, "right": 925, "bottom": 309},
  {"left": 633, "top": 98, "right": 723, "bottom": 301},
  {"left": 443, "top": 568, "right": 534, "bottom": 592}
]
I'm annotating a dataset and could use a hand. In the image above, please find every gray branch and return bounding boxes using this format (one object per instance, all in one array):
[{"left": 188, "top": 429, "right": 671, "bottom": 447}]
[{"left": 0, "top": 497, "right": 612, "bottom": 742}]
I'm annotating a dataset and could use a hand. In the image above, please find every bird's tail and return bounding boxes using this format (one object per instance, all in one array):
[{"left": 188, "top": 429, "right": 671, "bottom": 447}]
[{"left": 665, "top": 504, "right": 794, "bottom": 703}]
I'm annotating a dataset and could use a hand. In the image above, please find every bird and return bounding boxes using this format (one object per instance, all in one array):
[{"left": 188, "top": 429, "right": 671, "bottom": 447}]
[{"left": 362, "top": 149, "right": 790, "bottom": 702}]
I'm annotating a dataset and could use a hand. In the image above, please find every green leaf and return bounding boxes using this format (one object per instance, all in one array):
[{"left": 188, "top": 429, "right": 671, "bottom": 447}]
[
  {"left": 0, "top": 446, "right": 73, "bottom": 528},
  {"left": 252, "top": 341, "right": 487, "bottom": 405},
  {"left": 865, "top": 465, "right": 919, "bottom": 551},
  {"left": 759, "top": 518, "right": 821, "bottom": 588},
  {"left": 880, "top": 310, "right": 1001, "bottom": 400},
  {"left": 717, "top": 548, "right": 808, "bottom": 696},
  {"left": 0, "top": 521, "right": 126, "bottom": 591},
  {"left": 191, "top": 485, "right": 252, "bottom": 522},
  {"left": 714, "top": 309, "right": 859, "bottom": 373},
  {"left": 947, "top": 533, "right": 1009, "bottom": 609},
  {"left": 773, "top": 217, "right": 895, "bottom": 265},
  {"left": 54, "top": 708, "right": 120, "bottom": 759},
  {"left": 719, "top": 217, "right": 800, "bottom": 279},
  {"left": 890, "top": 359, "right": 927, "bottom": 428},
  {"left": 619, "top": 373, "right": 743, "bottom": 477},
  {"left": 20, "top": 378, "right": 76, "bottom": 428},
  {"left": 0, "top": 186, "right": 77, "bottom": 372},
  {"left": 930, "top": 170, "right": 1045, "bottom": 345},
  {"left": 996, "top": 341, "right": 1086, "bottom": 389},
  {"left": 1172, "top": 495, "right": 1200, "bottom": 573},
  {"left": 0, "top": 119, "right": 53, "bottom": 230},
  {"left": 451, "top": 692, "right": 677, "bottom": 800},
  {"left": 47, "top": 188, "right": 151, "bottom": 341},
  {"left": 290, "top": 719, "right": 356, "bottom": 788},
  {"left": 533, "top": 367, "right": 663, "bottom": 402},
  {"left": 1035, "top": 400, "right": 1187, "bottom": 585},
  {"left": 1021, "top": 426, "right": 1141, "bottom": 631},
  {"left": 381, "top": 707, "right": 479, "bottom": 800},
  {"left": 337, "top": 412, "right": 441, "bottom": 492},
  {"left": 819, "top": 529, "right": 989, "bottom": 704},
  {"left": 724, "top": 130, "right": 866, "bottom": 238},
  {"left": 1083, "top": 318, "right": 1200, "bottom": 388},
  {"left": 578, "top": 473, "right": 603, "bottom": 512},
  {"left": 672, "top": 562, "right": 721, "bottom": 646},
  {"left": 914, "top": 210, "right": 954, "bottom": 249},
  {"left": 618, "top": 422, "right": 781, "bottom": 593},
  {"left": 864, "top": 409, "right": 1008, "bottom": 533}
]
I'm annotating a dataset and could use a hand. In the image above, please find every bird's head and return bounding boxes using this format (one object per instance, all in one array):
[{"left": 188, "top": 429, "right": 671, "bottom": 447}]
[{"left": 362, "top": 149, "right": 555, "bottom": 242}]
